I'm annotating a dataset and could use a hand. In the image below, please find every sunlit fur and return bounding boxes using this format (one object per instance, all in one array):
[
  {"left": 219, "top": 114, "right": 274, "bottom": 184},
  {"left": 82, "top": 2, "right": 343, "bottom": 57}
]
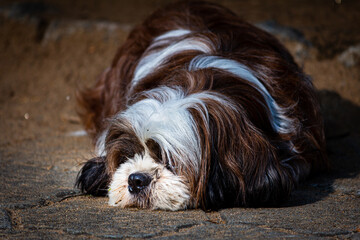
[{"left": 76, "top": 1, "right": 328, "bottom": 210}]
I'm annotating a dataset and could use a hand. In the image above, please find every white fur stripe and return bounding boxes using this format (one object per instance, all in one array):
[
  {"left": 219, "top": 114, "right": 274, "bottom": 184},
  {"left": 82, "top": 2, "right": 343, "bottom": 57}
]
[
  {"left": 148, "top": 29, "right": 192, "bottom": 51},
  {"left": 153, "top": 29, "right": 191, "bottom": 41},
  {"left": 131, "top": 30, "right": 214, "bottom": 88},
  {"left": 189, "top": 55, "right": 294, "bottom": 134}
]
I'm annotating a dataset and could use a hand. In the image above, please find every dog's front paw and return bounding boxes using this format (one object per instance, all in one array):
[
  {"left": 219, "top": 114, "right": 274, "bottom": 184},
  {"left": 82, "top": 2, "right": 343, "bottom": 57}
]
[{"left": 76, "top": 157, "right": 109, "bottom": 196}]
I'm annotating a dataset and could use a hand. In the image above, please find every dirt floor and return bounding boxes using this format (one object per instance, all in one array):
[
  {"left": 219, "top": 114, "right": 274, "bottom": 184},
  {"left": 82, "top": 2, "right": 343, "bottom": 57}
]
[{"left": 0, "top": 0, "right": 359, "bottom": 239}]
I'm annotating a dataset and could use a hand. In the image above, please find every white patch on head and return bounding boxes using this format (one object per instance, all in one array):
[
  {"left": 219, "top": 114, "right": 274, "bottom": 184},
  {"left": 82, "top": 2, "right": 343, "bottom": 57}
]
[
  {"left": 120, "top": 87, "right": 204, "bottom": 172},
  {"left": 131, "top": 29, "right": 214, "bottom": 89},
  {"left": 118, "top": 86, "right": 235, "bottom": 174},
  {"left": 108, "top": 152, "right": 190, "bottom": 211},
  {"left": 189, "top": 55, "right": 296, "bottom": 134}
]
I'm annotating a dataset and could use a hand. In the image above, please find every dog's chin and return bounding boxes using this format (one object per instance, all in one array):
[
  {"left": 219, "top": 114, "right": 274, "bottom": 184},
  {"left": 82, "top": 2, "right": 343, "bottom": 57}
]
[{"left": 108, "top": 153, "right": 191, "bottom": 211}]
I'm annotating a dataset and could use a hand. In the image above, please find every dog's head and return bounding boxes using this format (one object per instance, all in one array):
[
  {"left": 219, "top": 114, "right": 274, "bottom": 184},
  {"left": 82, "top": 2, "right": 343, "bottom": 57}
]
[
  {"left": 102, "top": 96, "right": 201, "bottom": 211},
  {"left": 77, "top": 86, "right": 215, "bottom": 210}
]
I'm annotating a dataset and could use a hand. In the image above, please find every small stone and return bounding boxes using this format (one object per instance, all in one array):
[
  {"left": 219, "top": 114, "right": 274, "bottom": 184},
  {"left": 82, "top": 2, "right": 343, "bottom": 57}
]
[
  {"left": 338, "top": 43, "right": 360, "bottom": 68},
  {"left": 0, "top": 209, "right": 12, "bottom": 230},
  {"left": 55, "top": 190, "right": 77, "bottom": 198},
  {"left": 66, "top": 130, "right": 87, "bottom": 137},
  {"left": 255, "top": 20, "right": 312, "bottom": 47},
  {"left": 355, "top": 190, "right": 360, "bottom": 197},
  {"left": 24, "top": 113, "right": 30, "bottom": 120}
]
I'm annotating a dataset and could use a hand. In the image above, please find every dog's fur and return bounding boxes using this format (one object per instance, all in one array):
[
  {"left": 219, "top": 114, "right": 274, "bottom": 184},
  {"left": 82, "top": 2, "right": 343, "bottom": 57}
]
[{"left": 76, "top": 1, "right": 328, "bottom": 210}]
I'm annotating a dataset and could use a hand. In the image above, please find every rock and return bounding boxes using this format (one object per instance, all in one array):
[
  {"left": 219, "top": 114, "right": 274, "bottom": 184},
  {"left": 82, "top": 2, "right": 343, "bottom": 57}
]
[
  {"left": 256, "top": 20, "right": 312, "bottom": 47},
  {"left": 338, "top": 44, "right": 360, "bottom": 68},
  {"left": 0, "top": 209, "right": 11, "bottom": 230}
]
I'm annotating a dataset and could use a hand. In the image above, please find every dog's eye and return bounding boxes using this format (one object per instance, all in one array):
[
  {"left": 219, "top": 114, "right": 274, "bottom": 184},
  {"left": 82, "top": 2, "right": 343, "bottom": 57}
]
[
  {"left": 145, "top": 139, "right": 177, "bottom": 174},
  {"left": 165, "top": 163, "right": 172, "bottom": 171},
  {"left": 165, "top": 162, "right": 177, "bottom": 174},
  {"left": 145, "top": 139, "right": 162, "bottom": 162},
  {"left": 117, "top": 156, "right": 128, "bottom": 164},
  {"left": 105, "top": 126, "right": 145, "bottom": 169}
]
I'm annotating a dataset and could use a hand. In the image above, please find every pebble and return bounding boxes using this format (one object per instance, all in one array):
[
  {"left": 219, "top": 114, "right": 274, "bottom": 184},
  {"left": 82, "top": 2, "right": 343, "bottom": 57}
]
[{"left": 338, "top": 43, "right": 360, "bottom": 68}]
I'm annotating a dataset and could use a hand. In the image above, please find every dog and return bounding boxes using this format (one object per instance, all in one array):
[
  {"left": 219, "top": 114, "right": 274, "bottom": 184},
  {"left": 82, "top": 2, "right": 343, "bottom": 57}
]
[{"left": 75, "top": 1, "right": 328, "bottom": 210}]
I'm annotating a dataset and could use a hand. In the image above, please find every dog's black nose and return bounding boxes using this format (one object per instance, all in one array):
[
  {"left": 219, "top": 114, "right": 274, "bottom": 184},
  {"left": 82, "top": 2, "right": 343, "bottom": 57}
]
[{"left": 128, "top": 172, "right": 151, "bottom": 194}]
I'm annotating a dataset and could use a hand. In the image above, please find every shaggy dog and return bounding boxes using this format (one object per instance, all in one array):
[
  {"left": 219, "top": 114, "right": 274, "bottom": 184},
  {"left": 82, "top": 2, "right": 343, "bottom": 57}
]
[{"left": 76, "top": 1, "right": 328, "bottom": 210}]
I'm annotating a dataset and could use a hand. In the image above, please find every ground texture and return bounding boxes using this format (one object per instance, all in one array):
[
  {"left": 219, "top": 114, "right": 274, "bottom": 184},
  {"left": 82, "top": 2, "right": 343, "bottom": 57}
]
[{"left": 0, "top": 0, "right": 359, "bottom": 239}]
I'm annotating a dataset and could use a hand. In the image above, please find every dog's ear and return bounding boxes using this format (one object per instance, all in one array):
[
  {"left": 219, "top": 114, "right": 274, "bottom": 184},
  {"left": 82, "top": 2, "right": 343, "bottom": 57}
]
[{"left": 75, "top": 156, "right": 109, "bottom": 196}]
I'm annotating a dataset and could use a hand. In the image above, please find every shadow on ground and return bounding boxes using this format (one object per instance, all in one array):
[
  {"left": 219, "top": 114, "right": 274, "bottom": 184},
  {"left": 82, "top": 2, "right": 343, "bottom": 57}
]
[{"left": 285, "top": 90, "right": 360, "bottom": 208}]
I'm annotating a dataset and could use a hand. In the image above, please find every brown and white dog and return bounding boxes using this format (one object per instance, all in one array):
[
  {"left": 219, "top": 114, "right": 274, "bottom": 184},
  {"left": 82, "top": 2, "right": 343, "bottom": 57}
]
[{"left": 76, "top": 1, "right": 328, "bottom": 210}]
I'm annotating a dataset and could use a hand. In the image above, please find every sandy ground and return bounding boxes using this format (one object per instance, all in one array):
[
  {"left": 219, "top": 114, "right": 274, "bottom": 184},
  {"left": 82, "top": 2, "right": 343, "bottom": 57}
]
[{"left": 0, "top": 0, "right": 359, "bottom": 239}]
